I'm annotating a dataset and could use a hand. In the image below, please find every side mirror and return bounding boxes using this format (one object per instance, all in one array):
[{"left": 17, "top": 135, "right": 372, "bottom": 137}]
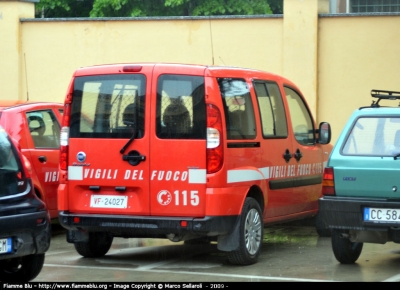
[{"left": 318, "top": 122, "right": 331, "bottom": 144}]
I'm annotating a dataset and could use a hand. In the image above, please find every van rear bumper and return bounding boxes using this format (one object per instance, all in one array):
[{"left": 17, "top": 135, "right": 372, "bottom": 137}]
[{"left": 59, "top": 211, "right": 239, "bottom": 239}]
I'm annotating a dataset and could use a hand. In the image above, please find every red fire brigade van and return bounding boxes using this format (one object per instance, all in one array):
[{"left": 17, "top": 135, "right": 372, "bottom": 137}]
[{"left": 58, "top": 63, "right": 332, "bottom": 265}]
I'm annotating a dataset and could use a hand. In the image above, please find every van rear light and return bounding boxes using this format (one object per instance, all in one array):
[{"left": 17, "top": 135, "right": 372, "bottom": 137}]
[
  {"left": 60, "top": 127, "right": 69, "bottom": 147},
  {"left": 322, "top": 167, "right": 335, "bottom": 196},
  {"left": 60, "top": 99, "right": 71, "bottom": 171},
  {"left": 206, "top": 104, "right": 223, "bottom": 174},
  {"left": 60, "top": 126, "right": 69, "bottom": 171},
  {"left": 123, "top": 65, "right": 142, "bottom": 72},
  {"left": 207, "top": 128, "right": 220, "bottom": 148}
]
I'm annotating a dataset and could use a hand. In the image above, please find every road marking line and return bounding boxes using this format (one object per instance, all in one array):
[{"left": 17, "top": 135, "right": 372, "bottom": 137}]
[
  {"left": 136, "top": 260, "right": 181, "bottom": 271},
  {"left": 44, "top": 264, "right": 337, "bottom": 282},
  {"left": 383, "top": 274, "right": 400, "bottom": 282}
]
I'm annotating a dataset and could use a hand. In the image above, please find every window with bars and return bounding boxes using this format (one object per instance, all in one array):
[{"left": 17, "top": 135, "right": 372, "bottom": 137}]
[{"left": 351, "top": 0, "right": 400, "bottom": 12}]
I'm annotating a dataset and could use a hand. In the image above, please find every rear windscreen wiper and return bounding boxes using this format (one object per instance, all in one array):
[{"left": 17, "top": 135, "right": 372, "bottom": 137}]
[{"left": 120, "top": 131, "right": 135, "bottom": 154}]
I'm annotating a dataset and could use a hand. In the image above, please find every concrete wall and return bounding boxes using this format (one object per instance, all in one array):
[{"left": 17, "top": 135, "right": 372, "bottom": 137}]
[
  {"left": 318, "top": 14, "right": 400, "bottom": 140},
  {"left": 1, "top": 0, "right": 400, "bottom": 143},
  {"left": 19, "top": 17, "right": 284, "bottom": 104},
  {"left": 0, "top": 0, "right": 35, "bottom": 103}
]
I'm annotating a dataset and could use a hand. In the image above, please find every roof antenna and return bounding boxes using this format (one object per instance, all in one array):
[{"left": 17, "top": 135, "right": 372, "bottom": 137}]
[
  {"left": 24, "top": 53, "right": 29, "bottom": 102},
  {"left": 208, "top": 17, "right": 214, "bottom": 65}
]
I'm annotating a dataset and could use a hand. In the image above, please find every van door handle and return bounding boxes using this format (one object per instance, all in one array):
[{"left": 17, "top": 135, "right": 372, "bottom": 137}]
[
  {"left": 283, "top": 149, "right": 292, "bottom": 162},
  {"left": 38, "top": 156, "right": 47, "bottom": 163},
  {"left": 122, "top": 150, "right": 146, "bottom": 166},
  {"left": 294, "top": 149, "right": 303, "bottom": 161}
]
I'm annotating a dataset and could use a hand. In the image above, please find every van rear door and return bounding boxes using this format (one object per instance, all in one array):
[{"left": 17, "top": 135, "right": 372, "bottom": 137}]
[
  {"left": 149, "top": 65, "right": 207, "bottom": 217},
  {"left": 67, "top": 68, "right": 150, "bottom": 215}
]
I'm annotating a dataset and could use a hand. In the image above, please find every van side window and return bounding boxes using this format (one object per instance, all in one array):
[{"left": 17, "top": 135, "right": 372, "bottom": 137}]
[
  {"left": 284, "top": 87, "right": 315, "bottom": 145},
  {"left": 218, "top": 78, "right": 256, "bottom": 140},
  {"left": 254, "top": 81, "right": 288, "bottom": 138},
  {"left": 27, "top": 110, "right": 60, "bottom": 148},
  {"left": 70, "top": 75, "right": 146, "bottom": 139},
  {"left": 156, "top": 75, "right": 206, "bottom": 139}
]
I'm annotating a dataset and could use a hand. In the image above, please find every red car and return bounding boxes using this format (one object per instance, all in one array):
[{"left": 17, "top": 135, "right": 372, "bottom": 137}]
[{"left": 0, "top": 101, "right": 63, "bottom": 219}]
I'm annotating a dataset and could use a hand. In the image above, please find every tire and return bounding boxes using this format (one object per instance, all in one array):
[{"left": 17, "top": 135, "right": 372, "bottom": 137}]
[
  {"left": 315, "top": 213, "right": 331, "bottom": 237},
  {"left": 74, "top": 232, "right": 113, "bottom": 258},
  {"left": 0, "top": 253, "right": 45, "bottom": 282},
  {"left": 331, "top": 229, "right": 363, "bottom": 264},
  {"left": 227, "top": 197, "right": 263, "bottom": 265}
]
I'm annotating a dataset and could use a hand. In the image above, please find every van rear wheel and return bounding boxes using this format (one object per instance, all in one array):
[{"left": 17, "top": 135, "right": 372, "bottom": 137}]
[
  {"left": 74, "top": 232, "right": 113, "bottom": 258},
  {"left": 331, "top": 229, "right": 363, "bottom": 264},
  {"left": 227, "top": 197, "right": 263, "bottom": 265}
]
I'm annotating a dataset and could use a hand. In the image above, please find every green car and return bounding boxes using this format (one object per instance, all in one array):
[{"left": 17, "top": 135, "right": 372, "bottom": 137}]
[{"left": 319, "top": 89, "right": 400, "bottom": 264}]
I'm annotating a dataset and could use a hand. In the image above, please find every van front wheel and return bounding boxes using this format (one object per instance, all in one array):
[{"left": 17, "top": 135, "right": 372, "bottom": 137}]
[
  {"left": 74, "top": 232, "right": 113, "bottom": 258},
  {"left": 227, "top": 197, "right": 263, "bottom": 265}
]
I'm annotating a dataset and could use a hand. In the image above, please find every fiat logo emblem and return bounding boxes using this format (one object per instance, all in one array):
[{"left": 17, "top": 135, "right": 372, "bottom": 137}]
[{"left": 76, "top": 151, "right": 86, "bottom": 162}]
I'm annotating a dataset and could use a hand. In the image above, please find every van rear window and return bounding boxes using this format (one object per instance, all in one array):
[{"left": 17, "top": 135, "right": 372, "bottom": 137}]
[
  {"left": 70, "top": 75, "right": 146, "bottom": 139},
  {"left": 156, "top": 75, "right": 206, "bottom": 139},
  {"left": 218, "top": 78, "right": 256, "bottom": 140}
]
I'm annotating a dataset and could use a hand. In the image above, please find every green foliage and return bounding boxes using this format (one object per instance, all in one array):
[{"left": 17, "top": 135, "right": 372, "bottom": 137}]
[
  {"left": 90, "top": 0, "right": 176, "bottom": 17},
  {"left": 268, "top": 0, "right": 283, "bottom": 14},
  {"left": 35, "top": 0, "right": 283, "bottom": 18},
  {"left": 35, "top": 0, "right": 94, "bottom": 18},
  {"left": 190, "top": 0, "right": 273, "bottom": 16}
]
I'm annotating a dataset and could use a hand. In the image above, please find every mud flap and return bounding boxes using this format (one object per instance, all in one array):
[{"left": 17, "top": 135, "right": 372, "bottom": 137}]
[
  {"left": 217, "top": 219, "right": 240, "bottom": 251},
  {"left": 67, "top": 230, "right": 89, "bottom": 243}
]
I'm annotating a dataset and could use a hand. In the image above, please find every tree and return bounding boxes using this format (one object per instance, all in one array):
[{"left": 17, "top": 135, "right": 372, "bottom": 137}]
[
  {"left": 268, "top": 0, "right": 283, "bottom": 14},
  {"left": 35, "top": 0, "right": 95, "bottom": 18},
  {"left": 35, "top": 0, "right": 283, "bottom": 18}
]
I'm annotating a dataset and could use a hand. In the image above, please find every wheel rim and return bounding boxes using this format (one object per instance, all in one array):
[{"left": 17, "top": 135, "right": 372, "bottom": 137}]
[{"left": 245, "top": 208, "right": 262, "bottom": 255}]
